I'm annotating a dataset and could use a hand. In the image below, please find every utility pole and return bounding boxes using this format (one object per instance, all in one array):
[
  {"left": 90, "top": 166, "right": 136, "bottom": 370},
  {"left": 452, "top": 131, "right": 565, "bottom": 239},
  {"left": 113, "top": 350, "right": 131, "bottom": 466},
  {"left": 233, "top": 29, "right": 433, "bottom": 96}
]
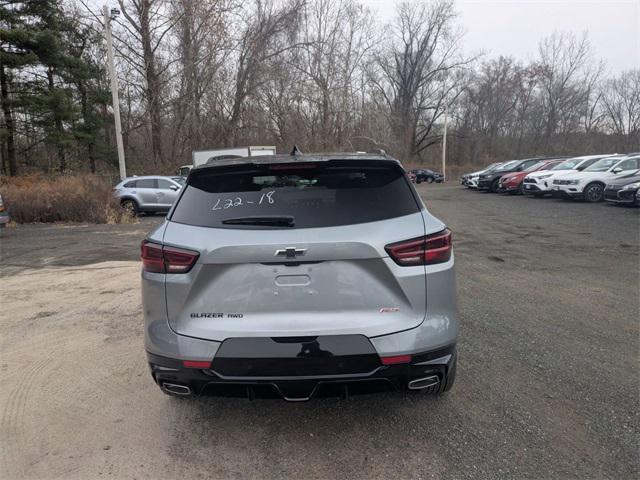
[
  {"left": 441, "top": 103, "right": 448, "bottom": 182},
  {"left": 103, "top": 5, "right": 126, "bottom": 180}
]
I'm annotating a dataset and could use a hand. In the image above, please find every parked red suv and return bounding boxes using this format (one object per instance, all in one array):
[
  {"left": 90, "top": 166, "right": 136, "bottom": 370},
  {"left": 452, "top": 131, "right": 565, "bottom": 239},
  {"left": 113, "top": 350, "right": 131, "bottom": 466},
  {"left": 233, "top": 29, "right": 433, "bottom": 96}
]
[{"left": 499, "top": 158, "right": 565, "bottom": 193}]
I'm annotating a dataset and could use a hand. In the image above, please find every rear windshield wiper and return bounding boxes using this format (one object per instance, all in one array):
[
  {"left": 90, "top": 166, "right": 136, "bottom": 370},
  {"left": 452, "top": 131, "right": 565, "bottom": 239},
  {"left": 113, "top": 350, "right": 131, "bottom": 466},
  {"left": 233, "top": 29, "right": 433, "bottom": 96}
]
[{"left": 221, "top": 215, "right": 295, "bottom": 227}]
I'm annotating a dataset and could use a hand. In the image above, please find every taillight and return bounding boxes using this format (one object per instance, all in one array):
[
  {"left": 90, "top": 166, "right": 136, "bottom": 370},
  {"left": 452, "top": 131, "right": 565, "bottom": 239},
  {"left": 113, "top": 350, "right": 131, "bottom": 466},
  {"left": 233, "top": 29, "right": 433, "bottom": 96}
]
[
  {"left": 141, "top": 241, "right": 164, "bottom": 272},
  {"left": 385, "top": 229, "right": 452, "bottom": 266},
  {"left": 141, "top": 241, "right": 199, "bottom": 274},
  {"left": 183, "top": 360, "right": 211, "bottom": 369},
  {"left": 380, "top": 354, "right": 412, "bottom": 365}
]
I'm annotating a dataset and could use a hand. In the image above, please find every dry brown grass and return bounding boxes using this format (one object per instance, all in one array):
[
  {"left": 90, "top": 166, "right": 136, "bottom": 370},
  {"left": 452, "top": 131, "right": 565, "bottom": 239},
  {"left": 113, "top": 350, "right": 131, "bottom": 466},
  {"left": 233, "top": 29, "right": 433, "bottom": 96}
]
[{"left": 0, "top": 175, "right": 135, "bottom": 224}]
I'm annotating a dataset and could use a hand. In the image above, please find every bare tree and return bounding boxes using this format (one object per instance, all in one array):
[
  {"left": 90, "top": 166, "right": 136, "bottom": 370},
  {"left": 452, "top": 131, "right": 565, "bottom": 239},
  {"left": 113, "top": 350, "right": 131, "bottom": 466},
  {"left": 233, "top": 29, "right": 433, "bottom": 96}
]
[
  {"left": 372, "top": 0, "right": 470, "bottom": 160},
  {"left": 601, "top": 70, "right": 640, "bottom": 151},
  {"left": 282, "top": 0, "right": 375, "bottom": 150},
  {"left": 220, "top": 0, "right": 303, "bottom": 144},
  {"left": 173, "top": 0, "right": 233, "bottom": 158},
  {"left": 462, "top": 57, "right": 522, "bottom": 160},
  {"left": 115, "top": 0, "right": 181, "bottom": 165},
  {"left": 536, "top": 31, "right": 598, "bottom": 147}
]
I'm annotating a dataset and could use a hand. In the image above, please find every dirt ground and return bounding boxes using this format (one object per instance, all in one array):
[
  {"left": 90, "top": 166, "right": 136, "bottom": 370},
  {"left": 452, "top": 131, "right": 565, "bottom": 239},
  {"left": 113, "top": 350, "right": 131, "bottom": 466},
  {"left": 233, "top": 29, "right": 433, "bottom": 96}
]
[{"left": 0, "top": 185, "right": 638, "bottom": 479}]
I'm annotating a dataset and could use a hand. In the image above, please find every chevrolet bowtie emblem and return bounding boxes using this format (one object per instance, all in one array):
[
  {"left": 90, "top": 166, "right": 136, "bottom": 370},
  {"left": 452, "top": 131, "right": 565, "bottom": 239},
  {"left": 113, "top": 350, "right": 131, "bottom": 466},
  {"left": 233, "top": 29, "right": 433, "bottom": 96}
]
[{"left": 275, "top": 247, "right": 307, "bottom": 258}]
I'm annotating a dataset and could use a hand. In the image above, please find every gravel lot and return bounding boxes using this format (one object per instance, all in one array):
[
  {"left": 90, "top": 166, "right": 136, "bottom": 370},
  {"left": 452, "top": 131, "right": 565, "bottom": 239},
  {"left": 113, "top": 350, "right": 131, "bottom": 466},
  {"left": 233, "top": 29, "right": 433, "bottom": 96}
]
[{"left": 0, "top": 185, "right": 638, "bottom": 479}]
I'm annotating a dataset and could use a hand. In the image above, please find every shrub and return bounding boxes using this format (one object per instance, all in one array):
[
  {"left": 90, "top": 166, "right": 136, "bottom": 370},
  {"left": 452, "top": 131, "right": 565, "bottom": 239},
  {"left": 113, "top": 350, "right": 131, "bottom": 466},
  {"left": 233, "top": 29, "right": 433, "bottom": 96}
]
[{"left": 0, "top": 175, "right": 135, "bottom": 224}]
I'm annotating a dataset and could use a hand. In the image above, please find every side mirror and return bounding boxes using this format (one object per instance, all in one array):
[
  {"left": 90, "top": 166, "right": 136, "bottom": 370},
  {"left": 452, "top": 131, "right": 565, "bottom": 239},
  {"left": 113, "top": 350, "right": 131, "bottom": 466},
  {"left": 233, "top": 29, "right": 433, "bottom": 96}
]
[
  {"left": 576, "top": 166, "right": 585, "bottom": 171},
  {"left": 612, "top": 167, "right": 622, "bottom": 174},
  {"left": 169, "top": 185, "right": 179, "bottom": 191}
]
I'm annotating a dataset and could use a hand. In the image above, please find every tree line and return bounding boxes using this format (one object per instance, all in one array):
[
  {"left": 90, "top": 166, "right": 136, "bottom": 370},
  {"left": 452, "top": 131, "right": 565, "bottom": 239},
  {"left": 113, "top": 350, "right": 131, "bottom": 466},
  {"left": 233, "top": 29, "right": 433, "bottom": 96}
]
[{"left": 1, "top": 0, "right": 638, "bottom": 177}]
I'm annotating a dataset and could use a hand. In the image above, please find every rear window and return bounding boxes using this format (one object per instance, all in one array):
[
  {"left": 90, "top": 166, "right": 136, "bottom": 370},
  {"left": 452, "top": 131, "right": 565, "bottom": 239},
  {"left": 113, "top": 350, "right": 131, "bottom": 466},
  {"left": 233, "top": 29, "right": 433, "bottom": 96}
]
[{"left": 170, "top": 161, "right": 420, "bottom": 229}]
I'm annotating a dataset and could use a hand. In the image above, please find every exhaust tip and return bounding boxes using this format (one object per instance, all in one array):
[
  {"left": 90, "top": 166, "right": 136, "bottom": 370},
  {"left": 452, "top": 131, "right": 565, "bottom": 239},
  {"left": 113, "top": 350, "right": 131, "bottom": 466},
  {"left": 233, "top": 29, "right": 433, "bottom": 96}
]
[
  {"left": 408, "top": 375, "right": 439, "bottom": 390},
  {"left": 162, "top": 383, "right": 192, "bottom": 396}
]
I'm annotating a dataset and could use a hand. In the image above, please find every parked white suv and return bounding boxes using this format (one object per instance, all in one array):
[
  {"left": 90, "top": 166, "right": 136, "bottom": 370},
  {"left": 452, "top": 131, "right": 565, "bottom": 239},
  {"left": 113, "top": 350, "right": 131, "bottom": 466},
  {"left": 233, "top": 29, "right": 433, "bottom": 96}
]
[
  {"left": 522, "top": 155, "right": 610, "bottom": 197},
  {"left": 552, "top": 155, "right": 640, "bottom": 202}
]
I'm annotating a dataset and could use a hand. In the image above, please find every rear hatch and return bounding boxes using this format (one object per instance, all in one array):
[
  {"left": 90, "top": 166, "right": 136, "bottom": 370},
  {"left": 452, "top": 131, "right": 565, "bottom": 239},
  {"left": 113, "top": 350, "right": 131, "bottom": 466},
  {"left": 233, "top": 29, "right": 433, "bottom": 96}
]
[{"left": 162, "top": 159, "right": 431, "bottom": 341}]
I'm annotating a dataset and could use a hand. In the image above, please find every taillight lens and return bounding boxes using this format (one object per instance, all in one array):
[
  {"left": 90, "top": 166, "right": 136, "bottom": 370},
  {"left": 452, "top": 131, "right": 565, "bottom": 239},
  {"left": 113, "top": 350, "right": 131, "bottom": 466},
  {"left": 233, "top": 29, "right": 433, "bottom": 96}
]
[
  {"left": 385, "top": 229, "right": 452, "bottom": 266},
  {"left": 141, "top": 241, "right": 199, "bottom": 274},
  {"left": 141, "top": 241, "right": 164, "bottom": 273},
  {"left": 183, "top": 360, "right": 211, "bottom": 369},
  {"left": 380, "top": 354, "right": 412, "bottom": 365}
]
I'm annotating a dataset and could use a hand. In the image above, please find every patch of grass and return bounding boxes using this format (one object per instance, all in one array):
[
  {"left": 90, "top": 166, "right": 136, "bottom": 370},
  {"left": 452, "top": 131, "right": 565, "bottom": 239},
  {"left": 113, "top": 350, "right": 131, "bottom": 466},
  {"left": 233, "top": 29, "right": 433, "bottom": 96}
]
[{"left": 0, "top": 175, "right": 136, "bottom": 224}]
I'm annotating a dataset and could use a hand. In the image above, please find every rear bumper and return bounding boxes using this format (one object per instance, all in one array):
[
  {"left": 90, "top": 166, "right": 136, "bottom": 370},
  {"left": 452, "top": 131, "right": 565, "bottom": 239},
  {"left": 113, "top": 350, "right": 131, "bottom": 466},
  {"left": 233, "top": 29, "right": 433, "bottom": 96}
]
[{"left": 148, "top": 343, "right": 456, "bottom": 401}]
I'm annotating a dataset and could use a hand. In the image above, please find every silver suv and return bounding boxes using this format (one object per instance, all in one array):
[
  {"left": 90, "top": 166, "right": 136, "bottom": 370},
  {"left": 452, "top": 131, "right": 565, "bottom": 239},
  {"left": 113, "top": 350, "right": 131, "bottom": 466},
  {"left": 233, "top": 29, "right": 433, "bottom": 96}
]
[
  {"left": 142, "top": 153, "right": 458, "bottom": 400},
  {"left": 114, "top": 176, "right": 185, "bottom": 214}
]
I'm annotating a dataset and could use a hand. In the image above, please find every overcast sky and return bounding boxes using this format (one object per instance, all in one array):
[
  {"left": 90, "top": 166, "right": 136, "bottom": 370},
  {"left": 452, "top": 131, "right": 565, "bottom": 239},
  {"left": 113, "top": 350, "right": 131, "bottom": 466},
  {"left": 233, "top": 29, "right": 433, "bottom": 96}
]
[{"left": 361, "top": 0, "right": 639, "bottom": 73}]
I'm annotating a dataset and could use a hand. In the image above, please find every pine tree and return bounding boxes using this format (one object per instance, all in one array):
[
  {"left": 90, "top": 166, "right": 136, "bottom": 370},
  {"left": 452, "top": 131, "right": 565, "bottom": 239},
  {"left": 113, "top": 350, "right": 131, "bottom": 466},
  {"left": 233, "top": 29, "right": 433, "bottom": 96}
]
[
  {"left": 0, "top": 1, "right": 41, "bottom": 175},
  {"left": 0, "top": 0, "right": 112, "bottom": 175}
]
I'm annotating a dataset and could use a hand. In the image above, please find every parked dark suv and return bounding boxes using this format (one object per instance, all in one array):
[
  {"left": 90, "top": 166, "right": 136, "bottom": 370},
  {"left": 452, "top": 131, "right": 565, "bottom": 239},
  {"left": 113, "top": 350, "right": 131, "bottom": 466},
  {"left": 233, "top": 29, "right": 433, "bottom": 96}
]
[
  {"left": 477, "top": 158, "right": 548, "bottom": 192},
  {"left": 411, "top": 169, "right": 444, "bottom": 184}
]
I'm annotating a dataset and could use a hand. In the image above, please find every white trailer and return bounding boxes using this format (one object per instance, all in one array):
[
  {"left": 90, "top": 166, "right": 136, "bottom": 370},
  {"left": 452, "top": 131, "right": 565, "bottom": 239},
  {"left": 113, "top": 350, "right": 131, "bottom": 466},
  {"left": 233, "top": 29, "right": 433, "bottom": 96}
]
[{"left": 177, "top": 146, "right": 277, "bottom": 176}]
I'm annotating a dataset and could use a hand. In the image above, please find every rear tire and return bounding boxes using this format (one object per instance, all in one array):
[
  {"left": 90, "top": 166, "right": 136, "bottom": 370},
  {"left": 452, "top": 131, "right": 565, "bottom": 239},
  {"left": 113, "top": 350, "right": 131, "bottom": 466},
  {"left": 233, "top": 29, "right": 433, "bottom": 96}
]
[
  {"left": 121, "top": 199, "right": 139, "bottom": 215},
  {"left": 490, "top": 178, "right": 500, "bottom": 193}
]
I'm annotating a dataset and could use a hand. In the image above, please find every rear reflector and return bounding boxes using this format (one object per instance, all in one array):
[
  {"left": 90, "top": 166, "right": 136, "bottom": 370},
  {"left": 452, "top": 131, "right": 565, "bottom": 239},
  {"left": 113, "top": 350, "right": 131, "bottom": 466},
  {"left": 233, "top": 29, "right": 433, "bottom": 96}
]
[
  {"left": 380, "top": 355, "right": 412, "bottom": 365},
  {"left": 183, "top": 360, "right": 211, "bottom": 369},
  {"left": 141, "top": 241, "right": 199, "bottom": 274},
  {"left": 385, "top": 229, "right": 452, "bottom": 266}
]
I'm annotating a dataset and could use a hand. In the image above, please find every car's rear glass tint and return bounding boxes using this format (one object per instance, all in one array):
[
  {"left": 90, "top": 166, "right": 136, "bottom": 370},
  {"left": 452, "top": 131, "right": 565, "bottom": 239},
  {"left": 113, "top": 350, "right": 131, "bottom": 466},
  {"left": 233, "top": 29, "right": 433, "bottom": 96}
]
[{"left": 171, "top": 161, "right": 420, "bottom": 228}]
